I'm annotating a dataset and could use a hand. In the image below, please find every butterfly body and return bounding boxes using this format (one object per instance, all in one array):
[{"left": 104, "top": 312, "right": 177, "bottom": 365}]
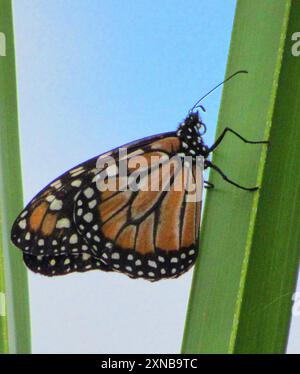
[{"left": 176, "top": 112, "right": 209, "bottom": 157}]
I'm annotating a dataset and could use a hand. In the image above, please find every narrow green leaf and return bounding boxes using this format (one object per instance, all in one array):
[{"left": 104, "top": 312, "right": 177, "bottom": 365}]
[
  {"left": 0, "top": 0, "right": 31, "bottom": 353},
  {"left": 182, "top": 0, "right": 300, "bottom": 353}
]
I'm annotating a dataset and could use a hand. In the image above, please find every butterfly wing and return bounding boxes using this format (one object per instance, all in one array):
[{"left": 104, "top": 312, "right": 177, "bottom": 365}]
[
  {"left": 11, "top": 157, "right": 100, "bottom": 258},
  {"left": 11, "top": 132, "right": 178, "bottom": 277},
  {"left": 22, "top": 252, "right": 112, "bottom": 276},
  {"left": 73, "top": 136, "right": 203, "bottom": 281}
]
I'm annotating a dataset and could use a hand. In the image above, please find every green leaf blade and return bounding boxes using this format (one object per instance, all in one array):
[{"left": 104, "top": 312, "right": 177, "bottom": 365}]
[
  {"left": 182, "top": 0, "right": 300, "bottom": 354},
  {"left": 0, "top": 0, "right": 31, "bottom": 354}
]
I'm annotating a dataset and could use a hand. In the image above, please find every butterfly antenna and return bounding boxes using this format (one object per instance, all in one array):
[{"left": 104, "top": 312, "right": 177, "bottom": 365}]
[{"left": 189, "top": 70, "right": 248, "bottom": 114}]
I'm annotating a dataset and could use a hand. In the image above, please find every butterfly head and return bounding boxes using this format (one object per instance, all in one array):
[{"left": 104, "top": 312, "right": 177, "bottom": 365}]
[{"left": 176, "top": 111, "right": 208, "bottom": 157}]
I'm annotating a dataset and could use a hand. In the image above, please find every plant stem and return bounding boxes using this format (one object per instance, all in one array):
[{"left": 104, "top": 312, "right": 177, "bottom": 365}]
[
  {"left": 0, "top": 0, "right": 31, "bottom": 353},
  {"left": 182, "top": 0, "right": 300, "bottom": 353}
]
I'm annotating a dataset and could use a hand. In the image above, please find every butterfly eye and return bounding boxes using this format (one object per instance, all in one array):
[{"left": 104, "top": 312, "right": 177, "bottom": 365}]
[{"left": 199, "top": 122, "right": 207, "bottom": 136}]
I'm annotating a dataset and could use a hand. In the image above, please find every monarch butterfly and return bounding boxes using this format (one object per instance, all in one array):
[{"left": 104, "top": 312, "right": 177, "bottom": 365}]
[{"left": 11, "top": 72, "right": 268, "bottom": 281}]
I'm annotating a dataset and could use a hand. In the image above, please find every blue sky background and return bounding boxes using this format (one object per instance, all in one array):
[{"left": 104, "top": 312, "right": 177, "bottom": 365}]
[{"left": 12, "top": 0, "right": 299, "bottom": 353}]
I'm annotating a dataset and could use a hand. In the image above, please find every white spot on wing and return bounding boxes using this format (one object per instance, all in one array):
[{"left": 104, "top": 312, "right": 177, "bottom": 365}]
[
  {"left": 84, "top": 188, "right": 94, "bottom": 199},
  {"left": 88, "top": 200, "right": 97, "bottom": 209},
  {"left": 46, "top": 195, "right": 55, "bottom": 202},
  {"left": 83, "top": 213, "right": 93, "bottom": 223},
  {"left": 111, "top": 252, "right": 120, "bottom": 260},
  {"left": 50, "top": 199, "right": 63, "bottom": 211},
  {"left": 51, "top": 179, "right": 62, "bottom": 189},
  {"left": 94, "top": 235, "right": 100, "bottom": 242},
  {"left": 20, "top": 210, "right": 28, "bottom": 218},
  {"left": 69, "top": 234, "right": 78, "bottom": 244},
  {"left": 82, "top": 253, "right": 91, "bottom": 261},
  {"left": 56, "top": 218, "right": 71, "bottom": 228},
  {"left": 70, "top": 166, "right": 84, "bottom": 175},
  {"left": 71, "top": 179, "right": 82, "bottom": 187},
  {"left": 18, "top": 219, "right": 26, "bottom": 229},
  {"left": 148, "top": 260, "right": 157, "bottom": 268}
]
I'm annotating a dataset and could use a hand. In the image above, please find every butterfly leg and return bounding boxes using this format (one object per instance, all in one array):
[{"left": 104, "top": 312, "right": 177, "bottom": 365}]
[
  {"left": 204, "top": 181, "right": 214, "bottom": 189},
  {"left": 207, "top": 127, "right": 269, "bottom": 153},
  {"left": 205, "top": 160, "right": 258, "bottom": 191}
]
